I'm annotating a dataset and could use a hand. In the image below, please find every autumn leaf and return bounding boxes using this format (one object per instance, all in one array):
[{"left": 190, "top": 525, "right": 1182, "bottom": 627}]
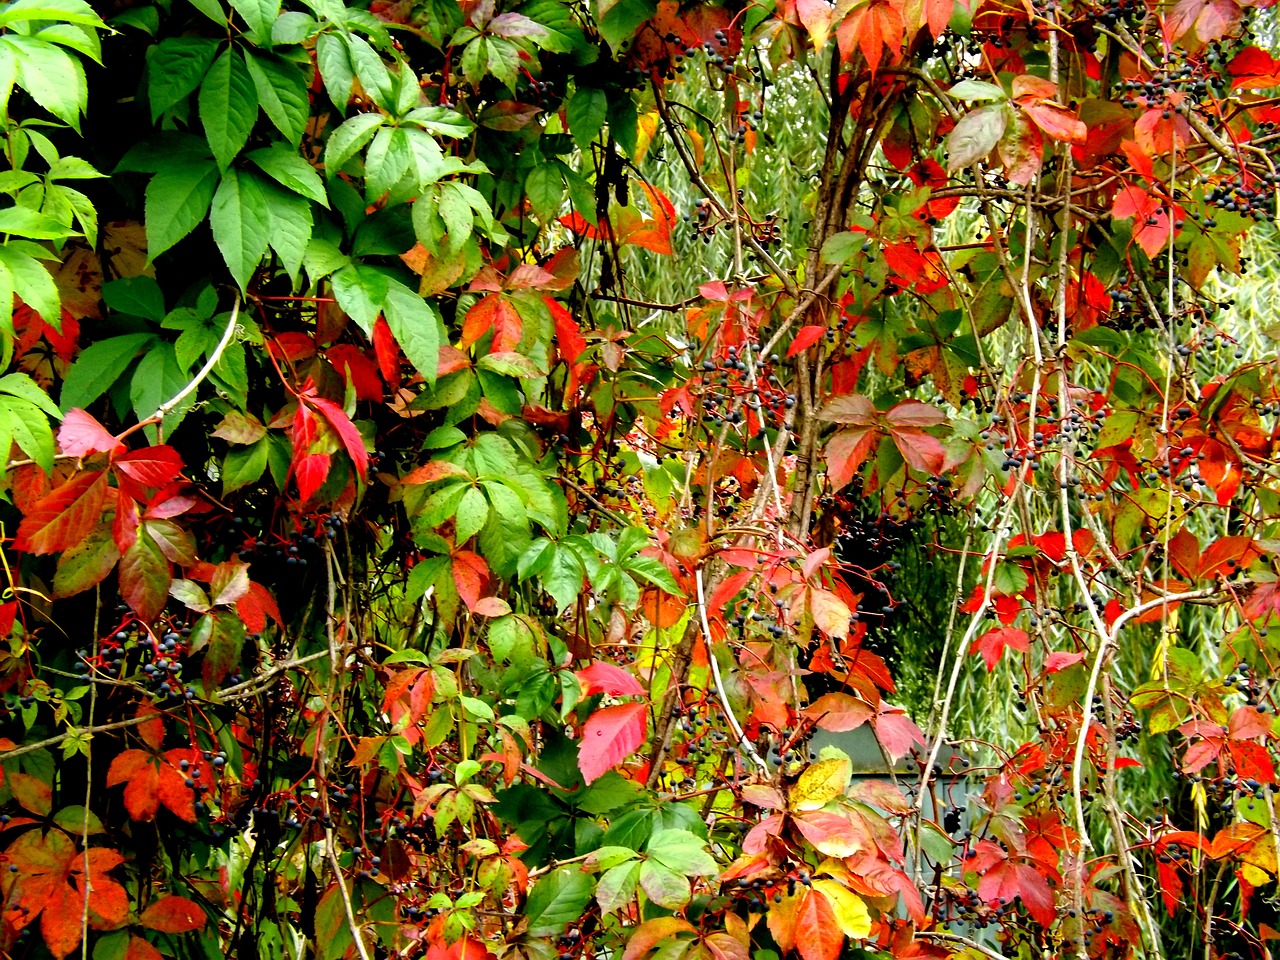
[
  {"left": 578, "top": 702, "right": 648, "bottom": 783},
  {"left": 105, "top": 749, "right": 198, "bottom": 822},
  {"left": 790, "top": 756, "right": 852, "bottom": 811},
  {"left": 970, "top": 626, "right": 1031, "bottom": 670},
  {"left": 57, "top": 409, "right": 122, "bottom": 458},
  {"left": 794, "top": 886, "right": 843, "bottom": 960},
  {"left": 576, "top": 660, "right": 644, "bottom": 697},
  {"left": 0, "top": 828, "right": 129, "bottom": 959},
  {"left": 139, "top": 895, "right": 206, "bottom": 932},
  {"left": 804, "top": 692, "right": 875, "bottom": 732},
  {"left": 13, "top": 471, "right": 109, "bottom": 555}
]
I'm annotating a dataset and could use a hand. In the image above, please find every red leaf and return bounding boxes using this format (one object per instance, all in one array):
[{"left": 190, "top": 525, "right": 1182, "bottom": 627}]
[
  {"left": 824, "top": 426, "right": 877, "bottom": 490},
  {"left": 787, "top": 325, "right": 826, "bottom": 357},
  {"left": 14, "top": 471, "right": 108, "bottom": 554},
  {"left": 113, "top": 446, "right": 184, "bottom": 488},
  {"left": 236, "top": 581, "right": 282, "bottom": 635},
  {"left": 139, "top": 895, "right": 205, "bottom": 932},
  {"left": 106, "top": 750, "right": 160, "bottom": 820},
  {"left": 872, "top": 705, "right": 925, "bottom": 761},
  {"left": 578, "top": 702, "right": 648, "bottom": 783},
  {"left": 547, "top": 297, "right": 586, "bottom": 364},
  {"left": 576, "top": 661, "right": 644, "bottom": 697},
  {"left": 372, "top": 315, "right": 402, "bottom": 387},
  {"left": 57, "top": 409, "right": 122, "bottom": 458},
  {"left": 891, "top": 428, "right": 946, "bottom": 475},
  {"left": 452, "top": 551, "right": 489, "bottom": 611},
  {"left": 326, "top": 344, "right": 382, "bottom": 401},
  {"left": 970, "top": 626, "right": 1030, "bottom": 671},
  {"left": 295, "top": 452, "right": 331, "bottom": 502},
  {"left": 1045, "top": 651, "right": 1085, "bottom": 673},
  {"left": 309, "top": 396, "right": 368, "bottom": 482},
  {"left": 794, "top": 887, "right": 842, "bottom": 960},
  {"left": 1022, "top": 102, "right": 1087, "bottom": 143},
  {"left": 805, "top": 692, "right": 875, "bottom": 732}
]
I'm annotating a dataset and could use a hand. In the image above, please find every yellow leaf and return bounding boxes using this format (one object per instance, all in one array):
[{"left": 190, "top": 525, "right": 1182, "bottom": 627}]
[
  {"left": 791, "top": 757, "right": 851, "bottom": 811},
  {"left": 811, "top": 880, "right": 872, "bottom": 939}
]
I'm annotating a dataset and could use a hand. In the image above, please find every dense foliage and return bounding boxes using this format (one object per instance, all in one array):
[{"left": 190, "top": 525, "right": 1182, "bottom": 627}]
[{"left": 3, "top": 0, "right": 1280, "bottom": 956}]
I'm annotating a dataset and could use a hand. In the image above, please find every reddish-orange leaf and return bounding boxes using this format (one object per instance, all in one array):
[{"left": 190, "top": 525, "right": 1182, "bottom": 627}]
[
  {"left": 13, "top": 470, "right": 109, "bottom": 554},
  {"left": 107, "top": 750, "right": 161, "bottom": 820},
  {"left": 461, "top": 294, "right": 523, "bottom": 352},
  {"left": 236, "top": 580, "right": 282, "bottom": 635},
  {"left": 139, "top": 895, "right": 206, "bottom": 933},
  {"left": 805, "top": 692, "right": 875, "bottom": 732},
  {"left": 295, "top": 452, "right": 331, "bottom": 502},
  {"left": 113, "top": 445, "right": 184, "bottom": 488},
  {"left": 787, "top": 325, "right": 825, "bottom": 357},
  {"left": 970, "top": 626, "right": 1031, "bottom": 671},
  {"left": 578, "top": 702, "right": 648, "bottom": 783},
  {"left": 125, "top": 936, "right": 164, "bottom": 960},
  {"left": 794, "top": 887, "right": 843, "bottom": 960},
  {"left": 452, "top": 551, "right": 489, "bottom": 611}
]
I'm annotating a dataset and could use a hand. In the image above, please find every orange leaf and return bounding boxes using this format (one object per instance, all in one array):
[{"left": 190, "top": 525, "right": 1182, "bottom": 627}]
[
  {"left": 125, "top": 936, "right": 164, "bottom": 960},
  {"left": 139, "top": 895, "right": 206, "bottom": 933},
  {"left": 795, "top": 887, "right": 843, "bottom": 960},
  {"left": 14, "top": 471, "right": 109, "bottom": 554}
]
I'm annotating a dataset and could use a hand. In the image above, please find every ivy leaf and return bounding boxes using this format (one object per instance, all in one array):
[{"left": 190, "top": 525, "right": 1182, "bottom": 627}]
[
  {"left": 578, "top": 702, "right": 647, "bottom": 783},
  {"left": 198, "top": 47, "right": 259, "bottom": 170},
  {"left": 244, "top": 51, "right": 309, "bottom": 146},
  {"left": 247, "top": 143, "right": 327, "bottom": 205},
  {"left": 795, "top": 887, "right": 843, "bottom": 960},
  {"left": 52, "top": 520, "right": 119, "bottom": 597},
  {"left": 138, "top": 895, "right": 206, "bottom": 933},
  {"left": 566, "top": 86, "right": 607, "bottom": 149},
  {"left": 144, "top": 156, "right": 219, "bottom": 259},
  {"left": 59, "top": 333, "right": 155, "bottom": 410},
  {"left": 227, "top": 0, "right": 279, "bottom": 45},
  {"left": 790, "top": 756, "right": 852, "bottom": 811},
  {"left": 945, "top": 104, "right": 1010, "bottom": 171},
  {"left": 382, "top": 279, "right": 442, "bottom": 387},
  {"left": 2, "top": 35, "right": 87, "bottom": 129},
  {"left": 645, "top": 830, "right": 718, "bottom": 876},
  {"left": 147, "top": 36, "right": 218, "bottom": 119},
  {"left": 596, "top": 861, "right": 640, "bottom": 914},
  {"left": 117, "top": 529, "right": 169, "bottom": 625},
  {"left": 13, "top": 470, "right": 108, "bottom": 554},
  {"left": 523, "top": 865, "right": 594, "bottom": 937},
  {"left": 104, "top": 749, "right": 197, "bottom": 822},
  {"left": 210, "top": 167, "right": 272, "bottom": 291},
  {"left": 970, "top": 626, "right": 1031, "bottom": 671}
]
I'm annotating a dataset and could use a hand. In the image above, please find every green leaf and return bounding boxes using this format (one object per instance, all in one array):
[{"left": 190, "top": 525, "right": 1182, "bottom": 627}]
[
  {"left": 624, "top": 555, "right": 681, "bottom": 595},
  {"left": 2, "top": 36, "right": 86, "bottom": 128},
  {"left": 324, "top": 112, "right": 385, "bottom": 176},
  {"left": 244, "top": 51, "right": 309, "bottom": 145},
  {"left": 0, "top": 372, "right": 60, "bottom": 419},
  {"left": 247, "top": 144, "right": 327, "bottom": 205},
  {"left": 331, "top": 262, "right": 388, "bottom": 332},
  {"left": 0, "top": 399, "right": 53, "bottom": 471},
  {"left": 945, "top": 104, "right": 1010, "bottom": 171},
  {"left": 102, "top": 276, "right": 165, "bottom": 322},
  {"left": 144, "top": 157, "right": 219, "bottom": 259},
  {"left": 210, "top": 168, "right": 272, "bottom": 291},
  {"left": 383, "top": 279, "right": 442, "bottom": 388},
  {"left": 819, "top": 231, "right": 863, "bottom": 265},
  {"left": 541, "top": 545, "right": 583, "bottom": 610},
  {"left": 645, "top": 830, "right": 718, "bottom": 875},
  {"left": 0, "top": 245, "right": 59, "bottom": 324},
  {"left": 365, "top": 125, "right": 413, "bottom": 200},
  {"left": 0, "top": 0, "right": 105, "bottom": 28},
  {"left": 314, "top": 31, "right": 353, "bottom": 109},
  {"left": 597, "top": 0, "right": 655, "bottom": 50},
  {"left": 454, "top": 485, "right": 489, "bottom": 543},
  {"left": 608, "top": 96, "right": 638, "bottom": 156},
  {"left": 404, "top": 105, "right": 473, "bottom": 138},
  {"left": 52, "top": 522, "right": 118, "bottom": 598},
  {"left": 199, "top": 47, "right": 260, "bottom": 170},
  {"left": 59, "top": 333, "right": 156, "bottom": 410},
  {"left": 436, "top": 181, "right": 474, "bottom": 254},
  {"left": 345, "top": 33, "right": 393, "bottom": 109},
  {"left": 523, "top": 865, "right": 594, "bottom": 937},
  {"left": 596, "top": 861, "right": 640, "bottom": 915},
  {"left": 222, "top": 439, "right": 269, "bottom": 494},
  {"left": 186, "top": 0, "right": 225, "bottom": 24},
  {"left": 948, "top": 79, "right": 1007, "bottom": 102},
  {"left": 567, "top": 86, "right": 607, "bottom": 150},
  {"left": 129, "top": 343, "right": 190, "bottom": 440},
  {"left": 228, "top": 0, "right": 280, "bottom": 43},
  {"left": 260, "top": 179, "right": 313, "bottom": 282},
  {"left": 525, "top": 163, "right": 565, "bottom": 222},
  {"left": 147, "top": 36, "right": 218, "bottom": 120},
  {"left": 0, "top": 204, "right": 75, "bottom": 241}
]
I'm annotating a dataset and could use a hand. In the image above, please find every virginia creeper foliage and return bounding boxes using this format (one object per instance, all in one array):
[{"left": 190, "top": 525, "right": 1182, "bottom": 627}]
[{"left": 0, "top": 0, "right": 1279, "bottom": 956}]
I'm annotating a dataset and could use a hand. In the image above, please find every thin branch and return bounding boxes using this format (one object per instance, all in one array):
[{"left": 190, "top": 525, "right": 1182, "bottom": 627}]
[{"left": 697, "top": 569, "right": 769, "bottom": 775}]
